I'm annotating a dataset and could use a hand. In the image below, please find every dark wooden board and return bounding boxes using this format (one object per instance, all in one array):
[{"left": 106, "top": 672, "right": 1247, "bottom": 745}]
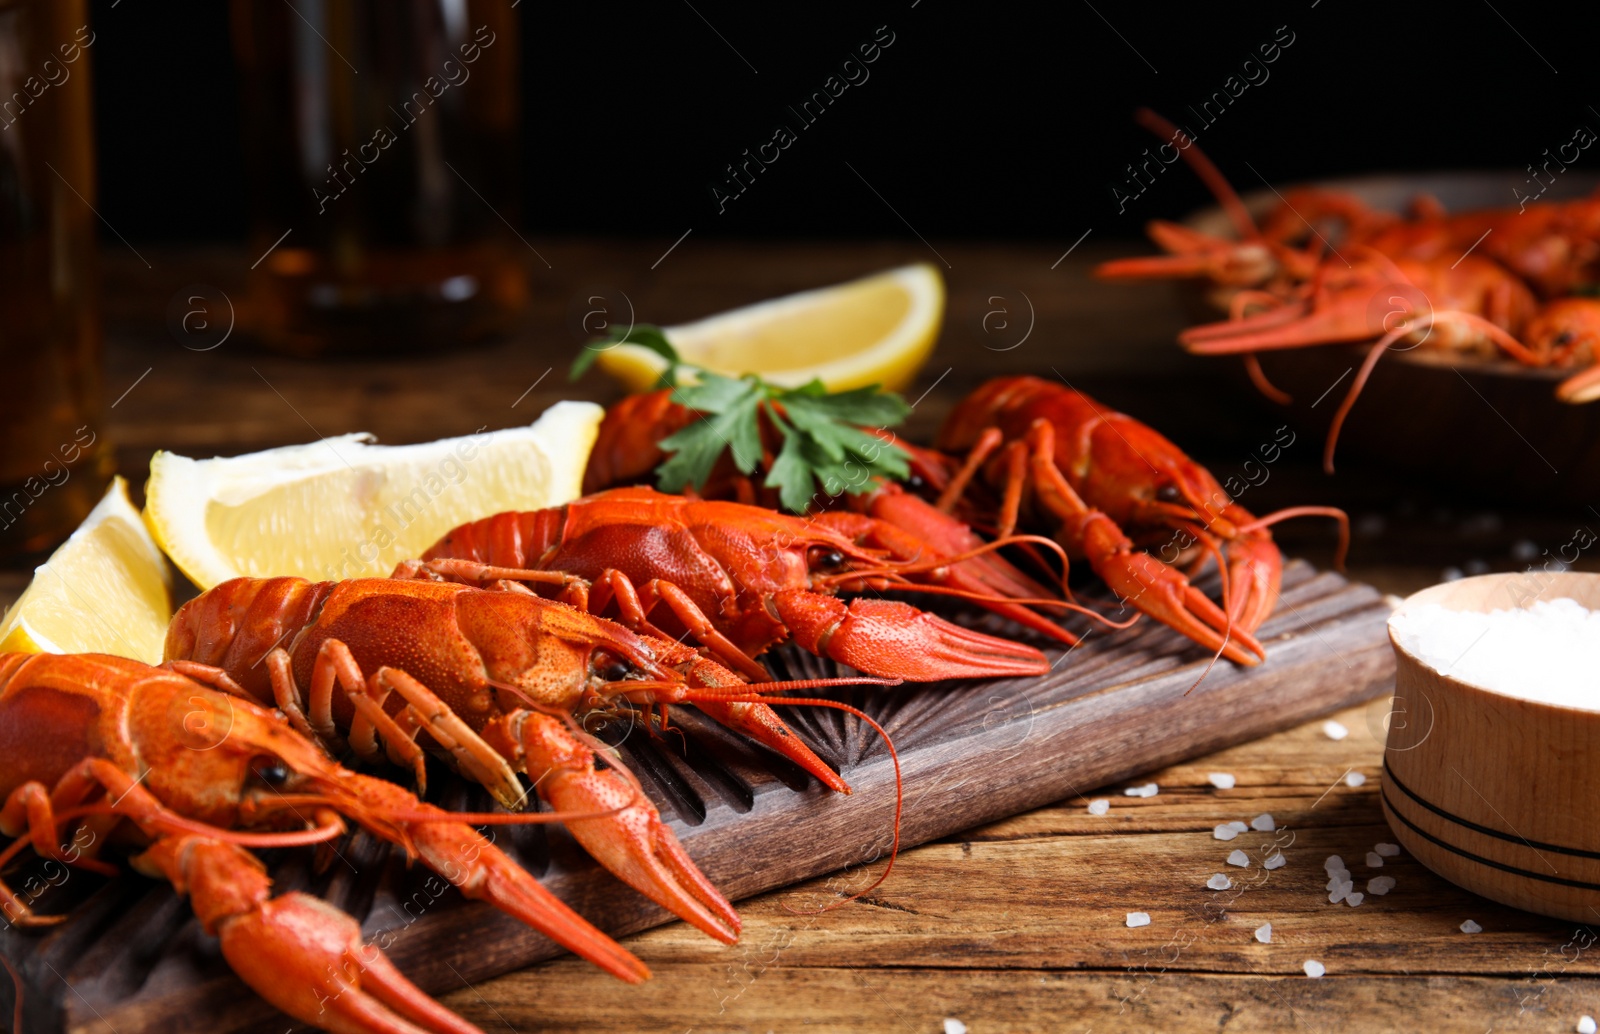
[{"left": 0, "top": 560, "right": 1394, "bottom": 1034}]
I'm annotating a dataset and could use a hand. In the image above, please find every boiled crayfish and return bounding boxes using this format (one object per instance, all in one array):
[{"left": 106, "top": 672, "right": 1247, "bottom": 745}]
[
  {"left": 163, "top": 576, "right": 897, "bottom": 929},
  {"left": 928, "top": 377, "right": 1347, "bottom": 664},
  {"left": 0, "top": 651, "right": 654, "bottom": 1034}
]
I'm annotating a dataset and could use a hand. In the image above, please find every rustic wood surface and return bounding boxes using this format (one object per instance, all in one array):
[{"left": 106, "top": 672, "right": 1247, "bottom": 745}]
[{"left": 4, "top": 240, "right": 1600, "bottom": 1033}]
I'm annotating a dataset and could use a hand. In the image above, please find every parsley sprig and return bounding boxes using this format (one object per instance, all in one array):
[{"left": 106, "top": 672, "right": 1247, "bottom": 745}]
[{"left": 572, "top": 325, "right": 912, "bottom": 512}]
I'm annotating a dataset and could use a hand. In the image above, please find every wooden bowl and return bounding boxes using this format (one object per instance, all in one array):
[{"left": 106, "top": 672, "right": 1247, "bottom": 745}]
[
  {"left": 1183, "top": 171, "right": 1600, "bottom": 505},
  {"left": 1381, "top": 571, "right": 1600, "bottom": 922}
]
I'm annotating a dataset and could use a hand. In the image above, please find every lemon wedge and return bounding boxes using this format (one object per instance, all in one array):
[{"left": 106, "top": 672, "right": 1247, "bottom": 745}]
[
  {"left": 595, "top": 262, "right": 943, "bottom": 393},
  {"left": 144, "top": 401, "right": 602, "bottom": 589},
  {"left": 0, "top": 477, "right": 173, "bottom": 663}
]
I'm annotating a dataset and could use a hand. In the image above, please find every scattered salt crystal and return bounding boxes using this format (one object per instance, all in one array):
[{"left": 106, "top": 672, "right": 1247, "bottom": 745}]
[
  {"left": 1208, "top": 772, "right": 1236, "bottom": 789},
  {"left": 1126, "top": 911, "right": 1151, "bottom": 928},
  {"left": 1389, "top": 599, "right": 1600, "bottom": 708},
  {"left": 1375, "top": 843, "right": 1400, "bottom": 857},
  {"left": 1088, "top": 799, "right": 1110, "bottom": 815},
  {"left": 1346, "top": 771, "right": 1367, "bottom": 787},
  {"left": 1367, "top": 876, "right": 1396, "bottom": 895},
  {"left": 945, "top": 1021, "right": 968, "bottom": 1034},
  {"left": 1464, "top": 558, "right": 1490, "bottom": 576},
  {"left": 1304, "top": 959, "right": 1325, "bottom": 978},
  {"left": 1264, "top": 852, "right": 1287, "bottom": 870},
  {"left": 1442, "top": 566, "right": 1464, "bottom": 582},
  {"left": 1227, "top": 820, "right": 1250, "bottom": 833},
  {"left": 1329, "top": 885, "right": 1349, "bottom": 904},
  {"left": 1323, "top": 855, "right": 1345, "bottom": 873},
  {"left": 1323, "top": 720, "right": 1349, "bottom": 740},
  {"left": 1214, "top": 824, "right": 1240, "bottom": 841},
  {"left": 1578, "top": 1015, "right": 1597, "bottom": 1034},
  {"left": 1366, "top": 852, "right": 1383, "bottom": 868},
  {"left": 1255, "top": 922, "right": 1272, "bottom": 943},
  {"left": 1207, "top": 873, "right": 1233, "bottom": 891},
  {"left": 1345, "top": 891, "right": 1365, "bottom": 907},
  {"left": 1227, "top": 849, "right": 1250, "bottom": 867},
  {"left": 1460, "top": 919, "right": 1483, "bottom": 934},
  {"left": 1326, "top": 875, "right": 1352, "bottom": 892},
  {"left": 1251, "top": 813, "right": 1276, "bottom": 832},
  {"left": 1124, "top": 782, "right": 1159, "bottom": 797},
  {"left": 1510, "top": 539, "right": 1540, "bottom": 562}
]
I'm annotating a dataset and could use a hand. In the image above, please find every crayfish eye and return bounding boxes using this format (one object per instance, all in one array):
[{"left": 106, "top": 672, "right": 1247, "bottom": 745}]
[
  {"left": 251, "top": 756, "right": 290, "bottom": 788},
  {"left": 1556, "top": 330, "right": 1575, "bottom": 346},
  {"left": 594, "top": 656, "right": 633, "bottom": 683},
  {"left": 904, "top": 473, "right": 926, "bottom": 492},
  {"left": 1156, "top": 485, "right": 1182, "bottom": 503},
  {"left": 809, "top": 547, "right": 846, "bottom": 572}
]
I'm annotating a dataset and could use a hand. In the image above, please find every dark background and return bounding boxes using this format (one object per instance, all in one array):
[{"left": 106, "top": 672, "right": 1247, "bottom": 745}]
[{"left": 92, "top": 0, "right": 1597, "bottom": 244}]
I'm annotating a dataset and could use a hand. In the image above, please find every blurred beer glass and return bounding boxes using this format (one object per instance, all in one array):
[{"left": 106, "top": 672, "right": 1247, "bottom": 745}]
[
  {"left": 232, "top": 0, "right": 525, "bottom": 356},
  {"left": 0, "top": 0, "right": 114, "bottom": 561}
]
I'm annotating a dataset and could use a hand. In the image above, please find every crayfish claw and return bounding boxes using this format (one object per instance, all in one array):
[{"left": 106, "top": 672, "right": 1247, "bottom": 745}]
[{"left": 513, "top": 711, "right": 741, "bottom": 944}]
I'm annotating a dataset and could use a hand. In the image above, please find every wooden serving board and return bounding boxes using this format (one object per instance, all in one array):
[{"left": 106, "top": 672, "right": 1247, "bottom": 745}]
[{"left": 0, "top": 560, "right": 1394, "bottom": 1034}]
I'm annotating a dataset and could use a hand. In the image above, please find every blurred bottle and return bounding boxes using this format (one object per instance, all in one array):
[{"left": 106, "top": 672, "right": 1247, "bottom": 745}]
[
  {"left": 232, "top": 0, "right": 525, "bottom": 356},
  {"left": 0, "top": 0, "right": 114, "bottom": 562}
]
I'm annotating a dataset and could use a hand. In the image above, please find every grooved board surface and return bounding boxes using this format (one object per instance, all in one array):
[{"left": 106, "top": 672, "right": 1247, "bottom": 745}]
[{"left": 0, "top": 559, "right": 1393, "bottom": 1033}]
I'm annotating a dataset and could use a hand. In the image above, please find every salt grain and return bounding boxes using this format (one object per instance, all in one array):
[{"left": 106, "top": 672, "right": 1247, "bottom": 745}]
[
  {"left": 1345, "top": 891, "right": 1365, "bottom": 907},
  {"left": 1390, "top": 599, "right": 1600, "bottom": 708},
  {"left": 1208, "top": 772, "right": 1236, "bottom": 789},
  {"left": 1367, "top": 876, "right": 1396, "bottom": 896},
  {"left": 1328, "top": 885, "right": 1349, "bottom": 904},
  {"left": 1088, "top": 799, "right": 1110, "bottom": 815},
  {"left": 1345, "top": 772, "right": 1367, "bottom": 787},
  {"left": 1255, "top": 922, "right": 1272, "bottom": 943},
  {"left": 1126, "top": 911, "right": 1151, "bottom": 928},
  {"left": 1578, "top": 1015, "right": 1597, "bottom": 1034},
  {"left": 1304, "top": 959, "right": 1325, "bottom": 978},
  {"left": 1366, "top": 852, "right": 1384, "bottom": 868},
  {"left": 1265, "top": 852, "right": 1287, "bottom": 870},
  {"left": 1227, "top": 849, "right": 1250, "bottom": 867},
  {"left": 1323, "top": 720, "right": 1349, "bottom": 740},
  {"left": 1214, "top": 824, "right": 1240, "bottom": 841},
  {"left": 1124, "top": 782, "right": 1159, "bottom": 797},
  {"left": 1323, "top": 855, "right": 1346, "bottom": 873},
  {"left": 945, "top": 1021, "right": 968, "bottom": 1034},
  {"left": 1207, "top": 873, "right": 1233, "bottom": 891},
  {"left": 1251, "top": 813, "right": 1276, "bottom": 832},
  {"left": 1227, "top": 820, "right": 1249, "bottom": 833},
  {"left": 1375, "top": 843, "right": 1400, "bottom": 857},
  {"left": 1461, "top": 919, "right": 1483, "bottom": 934}
]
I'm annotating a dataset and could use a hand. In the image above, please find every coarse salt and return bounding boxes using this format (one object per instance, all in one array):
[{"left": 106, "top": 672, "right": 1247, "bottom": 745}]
[
  {"left": 1125, "top": 782, "right": 1159, "bottom": 797},
  {"left": 1208, "top": 772, "right": 1236, "bottom": 789},
  {"left": 1255, "top": 922, "right": 1272, "bottom": 943},
  {"left": 1323, "top": 720, "right": 1350, "bottom": 740},
  {"left": 945, "top": 1021, "right": 968, "bottom": 1034},
  {"left": 1578, "top": 1016, "right": 1597, "bottom": 1034},
  {"left": 1345, "top": 771, "right": 1367, "bottom": 787},
  {"left": 1366, "top": 852, "right": 1383, "bottom": 868},
  {"left": 1328, "top": 884, "right": 1349, "bottom": 904},
  {"left": 1227, "top": 820, "right": 1249, "bottom": 833},
  {"left": 1264, "top": 852, "right": 1287, "bottom": 870},
  {"left": 1304, "top": 959, "right": 1325, "bottom": 978},
  {"left": 1461, "top": 919, "right": 1483, "bottom": 934},
  {"left": 1207, "top": 873, "right": 1233, "bottom": 891},
  {"left": 1389, "top": 599, "right": 1600, "bottom": 708},
  {"left": 1324, "top": 855, "right": 1345, "bottom": 873},
  {"left": 1214, "top": 824, "right": 1240, "bottom": 841},
  {"left": 1375, "top": 843, "right": 1400, "bottom": 857},
  {"left": 1251, "top": 813, "right": 1276, "bottom": 832},
  {"left": 1345, "top": 891, "right": 1365, "bottom": 907},
  {"left": 1088, "top": 799, "right": 1110, "bottom": 815},
  {"left": 1126, "top": 911, "right": 1151, "bottom": 928},
  {"left": 1227, "top": 849, "right": 1250, "bottom": 867},
  {"left": 1367, "top": 876, "right": 1396, "bottom": 895}
]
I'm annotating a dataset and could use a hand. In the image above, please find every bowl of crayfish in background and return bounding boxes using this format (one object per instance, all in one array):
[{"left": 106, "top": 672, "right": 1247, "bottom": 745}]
[
  {"left": 1381, "top": 571, "right": 1600, "bottom": 922},
  {"left": 1182, "top": 170, "right": 1600, "bottom": 506}
]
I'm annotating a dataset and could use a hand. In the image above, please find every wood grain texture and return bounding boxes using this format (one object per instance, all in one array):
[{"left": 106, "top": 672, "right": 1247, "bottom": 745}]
[{"left": 0, "top": 562, "right": 1392, "bottom": 1033}]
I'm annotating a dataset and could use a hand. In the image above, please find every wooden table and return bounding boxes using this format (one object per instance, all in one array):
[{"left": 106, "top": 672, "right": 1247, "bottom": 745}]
[{"left": 11, "top": 240, "right": 1600, "bottom": 1032}]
